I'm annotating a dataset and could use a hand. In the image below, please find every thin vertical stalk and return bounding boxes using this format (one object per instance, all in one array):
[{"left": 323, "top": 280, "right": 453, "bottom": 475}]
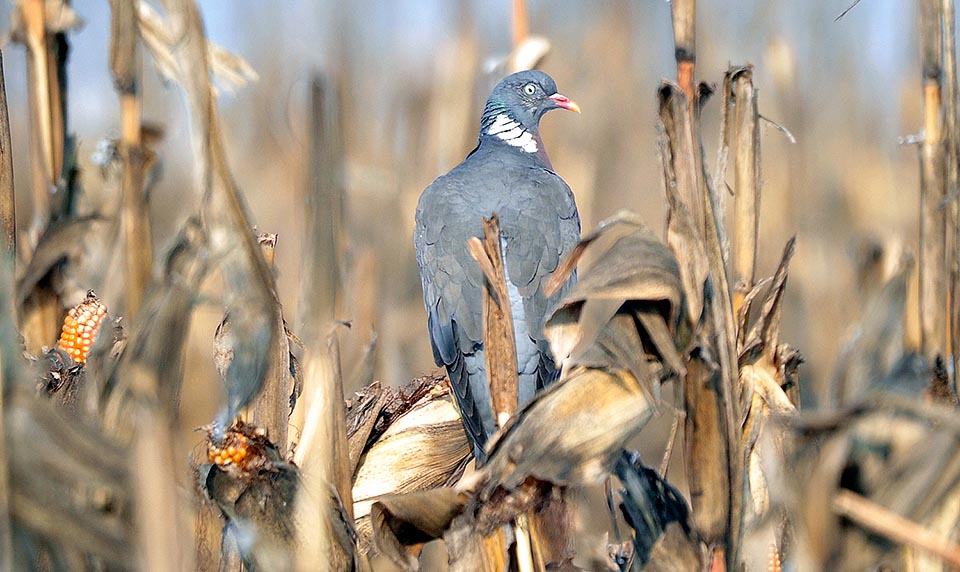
[
  {"left": 294, "top": 74, "right": 354, "bottom": 571},
  {"left": 250, "top": 232, "right": 293, "bottom": 454},
  {"left": 0, "top": 269, "right": 18, "bottom": 572},
  {"left": 732, "top": 68, "right": 760, "bottom": 318},
  {"left": 661, "top": 71, "right": 745, "bottom": 569},
  {"left": 467, "top": 215, "right": 519, "bottom": 428},
  {"left": 670, "top": 0, "right": 696, "bottom": 103},
  {"left": 294, "top": 333, "right": 354, "bottom": 571},
  {"left": 299, "top": 76, "right": 342, "bottom": 331},
  {"left": 0, "top": 51, "right": 15, "bottom": 259},
  {"left": 132, "top": 400, "right": 187, "bottom": 572},
  {"left": 291, "top": 75, "right": 343, "bottom": 447},
  {"left": 19, "top": 0, "right": 66, "bottom": 228},
  {"left": 0, "top": 391, "right": 10, "bottom": 572},
  {"left": 15, "top": 0, "right": 71, "bottom": 355},
  {"left": 942, "top": 0, "right": 960, "bottom": 392},
  {"left": 110, "top": 0, "right": 153, "bottom": 318},
  {"left": 918, "top": 0, "right": 948, "bottom": 361},
  {"left": 512, "top": 0, "right": 528, "bottom": 48}
]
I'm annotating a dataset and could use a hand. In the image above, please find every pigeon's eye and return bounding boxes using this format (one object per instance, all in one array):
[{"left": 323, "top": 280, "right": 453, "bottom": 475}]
[{"left": 523, "top": 83, "right": 537, "bottom": 96}]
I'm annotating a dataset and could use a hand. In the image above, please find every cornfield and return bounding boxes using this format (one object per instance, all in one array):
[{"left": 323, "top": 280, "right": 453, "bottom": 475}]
[{"left": 0, "top": 0, "right": 957, "bottom": 571}]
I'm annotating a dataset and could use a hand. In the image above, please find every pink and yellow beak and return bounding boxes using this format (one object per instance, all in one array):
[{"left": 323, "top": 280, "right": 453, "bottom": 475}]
[{"left": 549, "top": 93, "right": 581, "bottom": 113}]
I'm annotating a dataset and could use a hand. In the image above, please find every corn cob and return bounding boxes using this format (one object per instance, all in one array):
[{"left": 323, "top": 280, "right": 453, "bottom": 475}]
[
  {"left": 769, "top": 543, "right": 781, "bottom": 572},
  {"left": 205, "top": 419, "right": 270, "bottom": 473},
  {"left": 57, "top": 290, "right": 108, "bottom": 364}
]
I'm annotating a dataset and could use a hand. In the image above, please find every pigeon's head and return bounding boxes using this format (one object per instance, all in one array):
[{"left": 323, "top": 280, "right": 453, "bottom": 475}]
[{"left": 482, "top": 70, "right": 580, "bottom": 135}]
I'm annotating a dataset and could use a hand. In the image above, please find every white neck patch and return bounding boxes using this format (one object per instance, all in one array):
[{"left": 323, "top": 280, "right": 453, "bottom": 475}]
[{"left": 486, "top": 113, "right": 538, "bottom": 153}]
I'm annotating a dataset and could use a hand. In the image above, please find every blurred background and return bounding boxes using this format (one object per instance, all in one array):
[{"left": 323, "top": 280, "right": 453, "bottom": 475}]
[{"left": 0, "top": 0, "right": 925, "bottom": 439}]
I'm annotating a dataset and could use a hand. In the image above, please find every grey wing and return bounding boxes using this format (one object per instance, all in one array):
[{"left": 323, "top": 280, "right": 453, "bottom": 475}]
[
  {"left": 414, "top": 177, "right": 496, "bottom": 454},
  {"left": 499, "top": 167, "right": 581, "bottom": 393}
]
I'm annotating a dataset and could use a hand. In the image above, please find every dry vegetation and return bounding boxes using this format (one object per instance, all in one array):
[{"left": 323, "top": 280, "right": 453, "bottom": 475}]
[{"left": 0, "top": 0, "right": 958, "bottom": 571}]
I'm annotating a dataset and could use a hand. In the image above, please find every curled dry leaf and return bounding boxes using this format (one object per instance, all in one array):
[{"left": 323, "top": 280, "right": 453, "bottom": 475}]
[
  {"left": 369, "top": 488, "right": 467, "bottom": 570},
  {"left": 137, "top": 0, "right": 258, "bottom": 95},
  {"left": 100, "top": 216, "right": 209, "bottom": 430},
  {"left": 8, "top": 0, "right": 83, "bottom": 41},
  {"left": 737, "top": 239, "right": 800, "bottom": 519},
  {"left": 544, "top": 210, "right": 687, "bottom": 404},
  {"left": 479, "top": 366, "right": 656, "bottom": 494},
  {"left": 455, "top": 211, "right": 688, "bottom": 513},
  {"left": 16, "top": 216, "right": 110, "bottom": 310},
  {"left": 350, "top": 375, "right": 471, "bottom": 554},
  {"left": 155, "top": 0, "right": 278, "bottom": 426}
]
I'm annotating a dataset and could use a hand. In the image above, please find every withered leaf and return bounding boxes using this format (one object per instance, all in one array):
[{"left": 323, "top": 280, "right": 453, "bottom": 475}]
[{"left": 369, "top": 488, "right": 466, "bottom": 571}]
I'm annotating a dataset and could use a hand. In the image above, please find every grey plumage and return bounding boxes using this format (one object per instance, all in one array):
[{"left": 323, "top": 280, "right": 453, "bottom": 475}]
[{"left": 414, "top": 70, "right": 581, "bottom": 459}]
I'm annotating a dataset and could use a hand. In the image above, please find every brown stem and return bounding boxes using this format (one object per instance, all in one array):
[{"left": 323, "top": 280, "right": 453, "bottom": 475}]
[
  {"left": 942, "top": 0, "right": 960, "bottom": 392},
  {"left": 0, "top": 51, "right": 15, "bottom": 259},
  {"left": 250, "top": 232, "right": 294, "bottom": 454},
  {"left": 732, "top": 67, "right": 760, "bottom": 319},
  {"left": 293, "top": 70, "right": 353, "bottom": 562},
  {"left": 513, "top": 0, "right": 528, "bottom": 49},
  {"left": 21, "top": 0, "right": 65, "bottom": 228},
  {"left": 0, "top": 343, "right": 11, "bottom": 572},
  {"left": 111, "top": 0, "right": 152, "bottom": 318},
  {"left": 670, "top": 0, "right": 696, "bottom": 102},
  {"left": 299, "top": 76, "right": 342, "bottom": 332},
  {"left": 918, "top": 0, "right": 948, "bottom": 361},
  {"left": 467, "top": 214, "right": 519, "bottom": 428}
]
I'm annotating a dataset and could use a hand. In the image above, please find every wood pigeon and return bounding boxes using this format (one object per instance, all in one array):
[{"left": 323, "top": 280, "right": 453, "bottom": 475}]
[{"left": 414, "top": 70, "right": 581, "bottom": 460}]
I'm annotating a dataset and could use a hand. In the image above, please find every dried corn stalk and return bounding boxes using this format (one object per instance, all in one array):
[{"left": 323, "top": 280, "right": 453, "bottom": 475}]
[
  {"left": 658, "top": 82, "right": 742, "bottom": 566},
  {"left": 737, "top": 239, "right": 799, "bottom": 523},
  {"left": 8, "top": 0, "right": 81, "bottom": 228}
]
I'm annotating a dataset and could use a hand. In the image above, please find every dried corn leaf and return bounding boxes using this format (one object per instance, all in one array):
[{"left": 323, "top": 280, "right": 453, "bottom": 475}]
[
  {"left": 158, "top": 0, "right": 278, "bottom": 423},
  {"left": 369, "top": 488, "right": 466, "bottom": 570},
  {"left": 544, "top": 211, "right": 687, "bottom": 406},
  {"left": 658, "top": 81, "right": 743, "bottom": 556},
  {"left": 8, "top": 0, "right": 83, "bottom": 40},
  {"left": 346, "top": 372, "right": 447, "bottom": 472},
  {"left": 352, "top": 383, "right": 470, "bottom": 553},
  {"left": 293, "top": 332, "right": 357, "bottom": 571},
  {"left": 16, "top": 216, "right": 109, "bottom": 310},
  {"left": 478, "top": 366, "right": 656, "bottom": 494},
  {"left": 740, "top": 238, "right": 796, "bottom": 367},
  {"left": 101, "top": 216, "right": 208, "bottom": 426},
  {"left": 137, "top": 0, "right": 258, "bottom": 95},
  {"left": 360, "top": 363, "right": 658, "bottom": 569},
  {"left": 832, "top": 252, "right": 913, "bottom": 405},
  {"left": 5, "top": 385, "right": 132, "bottom": 567}
]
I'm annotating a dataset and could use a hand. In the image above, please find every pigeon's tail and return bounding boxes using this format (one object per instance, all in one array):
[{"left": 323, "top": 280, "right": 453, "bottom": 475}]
[{"left": 448, "top": 350, "right": 496, "bottom": 461}]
